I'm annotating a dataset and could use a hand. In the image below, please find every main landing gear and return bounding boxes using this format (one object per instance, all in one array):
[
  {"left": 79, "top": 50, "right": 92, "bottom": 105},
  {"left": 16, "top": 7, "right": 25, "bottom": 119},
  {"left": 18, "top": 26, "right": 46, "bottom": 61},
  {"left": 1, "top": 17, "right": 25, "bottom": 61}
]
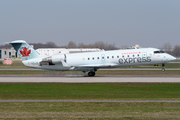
[
  {"left": 161, "top": 63, "right": 165, "bottom": 72},
  {"left": 88, "top": 71, "right": 96, "bottom": 77}
]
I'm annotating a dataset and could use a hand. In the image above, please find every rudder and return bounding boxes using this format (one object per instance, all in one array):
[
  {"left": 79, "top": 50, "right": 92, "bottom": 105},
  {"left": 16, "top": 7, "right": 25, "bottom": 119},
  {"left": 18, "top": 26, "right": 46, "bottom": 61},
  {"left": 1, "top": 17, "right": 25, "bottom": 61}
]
[{"left": 9, "top": 40, "right": 39, "bottom": 61}]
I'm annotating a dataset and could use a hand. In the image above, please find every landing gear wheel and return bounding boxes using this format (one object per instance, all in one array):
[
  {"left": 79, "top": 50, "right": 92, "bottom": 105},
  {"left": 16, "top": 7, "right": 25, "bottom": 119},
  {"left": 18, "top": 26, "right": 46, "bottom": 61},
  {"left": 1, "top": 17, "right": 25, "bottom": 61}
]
[
  {"left": 88, "top": 72, "right": 95, "bottom": 77},
  {"left": 161, "top": 68, "right": 165, "bottom": 72}
]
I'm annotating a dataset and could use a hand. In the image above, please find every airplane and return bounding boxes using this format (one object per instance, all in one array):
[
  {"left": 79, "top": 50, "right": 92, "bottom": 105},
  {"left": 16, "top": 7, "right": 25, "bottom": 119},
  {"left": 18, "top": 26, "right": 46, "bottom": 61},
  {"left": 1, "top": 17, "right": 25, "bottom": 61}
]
[{"left": 9, "top": 40, "right": 176, "bottom": 76}]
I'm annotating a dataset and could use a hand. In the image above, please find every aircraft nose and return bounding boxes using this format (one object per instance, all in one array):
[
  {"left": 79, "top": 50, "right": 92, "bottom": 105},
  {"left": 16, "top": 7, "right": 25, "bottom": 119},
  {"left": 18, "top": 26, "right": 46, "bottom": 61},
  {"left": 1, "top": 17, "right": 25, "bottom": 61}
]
[{"left": 170, "top": 55, "right": 176, "bottom": 61}]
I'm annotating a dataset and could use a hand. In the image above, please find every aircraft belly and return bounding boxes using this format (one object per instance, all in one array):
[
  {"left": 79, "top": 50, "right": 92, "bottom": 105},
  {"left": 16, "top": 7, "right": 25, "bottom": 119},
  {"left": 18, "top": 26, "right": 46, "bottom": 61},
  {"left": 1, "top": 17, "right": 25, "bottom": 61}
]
[{"left": 40, "top": 63, "right": 70, "bottom": 71}]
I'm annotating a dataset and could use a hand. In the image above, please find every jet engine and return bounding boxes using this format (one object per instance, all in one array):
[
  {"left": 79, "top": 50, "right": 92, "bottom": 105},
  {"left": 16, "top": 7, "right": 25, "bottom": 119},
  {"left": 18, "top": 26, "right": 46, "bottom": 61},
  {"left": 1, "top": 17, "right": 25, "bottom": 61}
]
[{"left": 39, "top": 54, "right": 66, "bottom": 66}]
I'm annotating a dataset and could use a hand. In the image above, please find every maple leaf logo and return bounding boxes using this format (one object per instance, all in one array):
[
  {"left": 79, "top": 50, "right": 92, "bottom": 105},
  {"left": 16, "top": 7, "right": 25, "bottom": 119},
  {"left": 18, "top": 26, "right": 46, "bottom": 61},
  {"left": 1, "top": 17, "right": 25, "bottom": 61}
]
[{"left": 20, "top": 47, "right": 31, "bottom": 57}]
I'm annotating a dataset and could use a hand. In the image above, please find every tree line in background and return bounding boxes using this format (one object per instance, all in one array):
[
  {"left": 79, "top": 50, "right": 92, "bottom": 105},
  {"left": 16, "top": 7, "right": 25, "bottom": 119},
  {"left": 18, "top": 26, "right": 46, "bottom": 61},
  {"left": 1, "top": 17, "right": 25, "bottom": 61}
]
[
  {"left": 0, "top": 41, "right": 117, "bottom": 50},
  {"left": 0, "top": 41, "right": 180, "bottom": 57},
  {"left": 32, "top": 41, "right": 117, "bottom": 50},
  {"left": 160, "top": 43, "right": 180, "bottom": 57}
]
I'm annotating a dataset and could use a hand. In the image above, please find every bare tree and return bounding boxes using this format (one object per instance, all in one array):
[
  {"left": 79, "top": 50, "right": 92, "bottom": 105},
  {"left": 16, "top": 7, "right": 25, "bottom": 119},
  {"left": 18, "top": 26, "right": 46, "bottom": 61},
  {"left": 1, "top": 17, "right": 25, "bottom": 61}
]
[
  {"left": 65, "top": 41, "right": 117, "bottom": 50},
  {"left": 78, "top": 43, "right": 86, "bottom": 48},
  {"left": 30, "top": 42, "right": 58, "bottom": 49},
  {"left": 94, "top": 41, "right": 106, "bottom": 49},
  {"left": 173, "top": 45, "right": 180, "bottom": 57},
  {"left": 105, "top": 43, "right": 116, "bottom": 50},
  {"left": 0, "top": 44, "right": 12, "bottom": 49},
  {"left": 67, "top": 41, "right": 77, "bottom": 48},
  {"left": 46, "top": 41, "right": 57, "bottom": 48},
  {"left": 120, "top": 45, "right": 128, "bottom": 49},
  {"left": 160, "top": 43, "right": 172, "bottom": 54},
  {"left": 1, "top": 41, "right": 117, "bottom": 50}
]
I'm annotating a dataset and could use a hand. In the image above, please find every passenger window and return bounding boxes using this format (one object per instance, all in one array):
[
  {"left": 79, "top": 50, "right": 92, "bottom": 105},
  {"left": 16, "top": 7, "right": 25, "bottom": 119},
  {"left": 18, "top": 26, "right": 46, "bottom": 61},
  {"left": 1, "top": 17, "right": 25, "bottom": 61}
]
[
  {"left": 117, "top": 56, "right": 119, "bottom": 58},
  {"left": 112, "top": 56, "right": 114, "bottom": 58},
  {"left": 97, "top": 57, "right": 99, "bottom": 59},
  {"left": 107, "top": 56, "right": 109, "bottom": 59},
  {"left": 122, "top": 55, "right": 124, "bottom": 57},
  {"left": 92, "top": 57, "right": 94, "bottom": 60},
  {"left": 133, "top": 55, "right": 134, "bottom": 57},
  {"left": 88, "top": 58, "right": 90, "bottom": 60},
  {"left": 127, "top": 55, "right": 129, "bottom": 57}
]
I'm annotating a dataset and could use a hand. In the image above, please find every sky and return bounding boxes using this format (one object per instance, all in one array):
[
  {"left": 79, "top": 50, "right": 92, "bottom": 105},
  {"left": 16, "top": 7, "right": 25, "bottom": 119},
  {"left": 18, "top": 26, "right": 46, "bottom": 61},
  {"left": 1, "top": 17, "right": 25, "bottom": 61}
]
[{"left": 0, "top": 0, "right": 180, "bottom": 48}]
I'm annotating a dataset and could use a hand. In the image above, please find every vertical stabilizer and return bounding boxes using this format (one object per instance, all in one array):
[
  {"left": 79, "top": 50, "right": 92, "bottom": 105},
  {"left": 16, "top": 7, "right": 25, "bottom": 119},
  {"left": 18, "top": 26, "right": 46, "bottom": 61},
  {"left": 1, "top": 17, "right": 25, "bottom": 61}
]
[{"left": 9, "top": 40, "right": 39, "bottom": 61}]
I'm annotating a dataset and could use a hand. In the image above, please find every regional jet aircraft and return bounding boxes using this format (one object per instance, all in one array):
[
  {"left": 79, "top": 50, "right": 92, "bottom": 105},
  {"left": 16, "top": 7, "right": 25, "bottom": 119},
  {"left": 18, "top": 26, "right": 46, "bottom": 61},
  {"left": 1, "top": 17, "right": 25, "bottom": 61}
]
[{"left": 9, "top": 40, "right": 176, "bottom": 76}]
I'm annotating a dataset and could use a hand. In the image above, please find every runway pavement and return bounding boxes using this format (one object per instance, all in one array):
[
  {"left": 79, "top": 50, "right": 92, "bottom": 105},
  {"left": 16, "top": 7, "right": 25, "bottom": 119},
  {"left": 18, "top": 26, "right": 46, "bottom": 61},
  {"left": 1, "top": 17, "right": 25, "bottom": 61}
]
[
  {"left": 0, "top": 76, "right": 180, "bottom": 83},
  {"left": 1, "top": 68, "right": 180, "bottom": 70}
]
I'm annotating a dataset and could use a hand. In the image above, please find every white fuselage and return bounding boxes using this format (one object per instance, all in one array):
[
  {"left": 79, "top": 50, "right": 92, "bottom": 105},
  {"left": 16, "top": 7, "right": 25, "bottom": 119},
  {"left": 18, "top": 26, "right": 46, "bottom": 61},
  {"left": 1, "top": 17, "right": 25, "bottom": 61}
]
[{"left": 22, "top": 48, "right": 176, "bottom": 72}]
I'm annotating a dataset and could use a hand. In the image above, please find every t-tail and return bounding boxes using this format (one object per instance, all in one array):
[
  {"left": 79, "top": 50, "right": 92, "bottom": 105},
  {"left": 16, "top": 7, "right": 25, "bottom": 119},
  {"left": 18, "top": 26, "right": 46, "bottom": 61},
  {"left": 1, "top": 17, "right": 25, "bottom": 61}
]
[{"left": 9, "top": 40, "right": 40, "bottom": 61}]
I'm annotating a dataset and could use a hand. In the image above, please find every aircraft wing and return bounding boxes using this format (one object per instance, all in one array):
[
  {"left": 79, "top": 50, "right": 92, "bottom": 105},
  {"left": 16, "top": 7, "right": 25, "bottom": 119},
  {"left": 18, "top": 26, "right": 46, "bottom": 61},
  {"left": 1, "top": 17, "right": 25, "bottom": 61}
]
[
  {"left": 72, "top": 63, "right": 118, "bottom": 68},
  {"left": 67, "top": 63, "right": 118, "bottom": 72}
]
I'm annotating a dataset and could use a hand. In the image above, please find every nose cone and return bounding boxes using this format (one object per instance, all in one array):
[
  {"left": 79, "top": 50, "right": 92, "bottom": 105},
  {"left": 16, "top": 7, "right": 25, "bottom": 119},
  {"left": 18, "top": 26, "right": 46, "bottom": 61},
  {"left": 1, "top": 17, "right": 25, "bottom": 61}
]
[{"left": 170, "top": 56, "right": 176, "bottom": 61}]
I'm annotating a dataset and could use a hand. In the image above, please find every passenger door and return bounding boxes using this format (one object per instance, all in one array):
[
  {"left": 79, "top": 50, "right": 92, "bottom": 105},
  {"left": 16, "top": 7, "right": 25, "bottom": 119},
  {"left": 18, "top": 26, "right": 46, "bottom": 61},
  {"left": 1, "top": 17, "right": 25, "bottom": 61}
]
[
  {"left": 101, "top": 54, "right": 105, "bottom": 61},
  {"left": 142, "top": 52, "right": 147, "bottom": 62}
]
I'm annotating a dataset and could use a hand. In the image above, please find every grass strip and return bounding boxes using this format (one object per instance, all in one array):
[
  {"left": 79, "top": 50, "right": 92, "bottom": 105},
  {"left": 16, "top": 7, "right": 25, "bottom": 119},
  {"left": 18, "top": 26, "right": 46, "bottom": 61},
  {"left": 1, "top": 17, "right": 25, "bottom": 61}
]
[
  {"left": 0, "top": 70, "right": 180, "bottom": 76},
  {"left": 0, "top": 60, "right": 31, "bottom": 69},
  {"left": 0, "top": 102, "right": 180, "bottom": 119},
  {"left": 0, "top": 83, "right": 180, "bottom": 100}
]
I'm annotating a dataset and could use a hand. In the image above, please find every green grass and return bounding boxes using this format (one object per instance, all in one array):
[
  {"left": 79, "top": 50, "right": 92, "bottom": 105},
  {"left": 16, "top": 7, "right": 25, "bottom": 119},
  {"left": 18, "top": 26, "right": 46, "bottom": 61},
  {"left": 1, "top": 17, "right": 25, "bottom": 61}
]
[
  {"left": 1, "top": 70, "right": 180, "bottom": 76},
  {"left": 0, "top": 83, "right": 180, "bottom": 100},
  {"left": 0, "top": 102, "right": 180, "bottom": 119},
  {"left": 1, "top": 83, "right": 180, "bottom": 119},
  {"left": 0, "top": 60, "right": 31, "bottom": 69}
]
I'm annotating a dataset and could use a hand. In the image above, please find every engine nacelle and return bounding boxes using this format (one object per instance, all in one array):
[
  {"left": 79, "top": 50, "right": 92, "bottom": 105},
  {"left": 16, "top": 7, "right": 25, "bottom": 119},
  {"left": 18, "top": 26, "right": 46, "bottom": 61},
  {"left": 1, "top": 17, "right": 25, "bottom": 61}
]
[{"left": 40, "top": 54, "right": 66, "bottom": 66}]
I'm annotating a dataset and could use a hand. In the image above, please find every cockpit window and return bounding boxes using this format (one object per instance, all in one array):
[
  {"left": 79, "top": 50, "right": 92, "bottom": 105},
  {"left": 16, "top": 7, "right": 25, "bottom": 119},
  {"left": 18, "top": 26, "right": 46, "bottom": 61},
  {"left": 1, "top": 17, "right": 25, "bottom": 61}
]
[
  {"left": 154, "top": 50, "right": 164, "bottom": 54},
  {"left": 154, "top": 51, "right": 160, "bottom": 53},
  {"left": 160, "top": 50, "right": 164, "bottom": 53}
]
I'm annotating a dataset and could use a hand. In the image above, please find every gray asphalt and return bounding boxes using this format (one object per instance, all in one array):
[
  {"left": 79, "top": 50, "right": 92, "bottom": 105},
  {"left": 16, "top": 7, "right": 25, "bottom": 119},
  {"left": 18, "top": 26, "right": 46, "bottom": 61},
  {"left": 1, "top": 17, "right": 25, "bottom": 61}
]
[
  {"left": 0, "top": 76, "right": 180, "bottom": 83},
  {"left": 0, "top": 100, "right": 180, "bottom": 102},
  {"left": 1, "top": 68, "right": 180, "bottom": 70},
  {"left": 100, "top": 68, "right": 180, "bottom": 70}
]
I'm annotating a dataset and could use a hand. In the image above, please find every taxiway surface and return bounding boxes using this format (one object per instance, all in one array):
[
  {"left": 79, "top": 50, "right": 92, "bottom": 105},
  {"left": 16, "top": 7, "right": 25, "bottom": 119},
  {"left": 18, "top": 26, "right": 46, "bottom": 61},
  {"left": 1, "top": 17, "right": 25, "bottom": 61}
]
[{"left": 0, "top": 76, "right": 180, "bottom": 83}]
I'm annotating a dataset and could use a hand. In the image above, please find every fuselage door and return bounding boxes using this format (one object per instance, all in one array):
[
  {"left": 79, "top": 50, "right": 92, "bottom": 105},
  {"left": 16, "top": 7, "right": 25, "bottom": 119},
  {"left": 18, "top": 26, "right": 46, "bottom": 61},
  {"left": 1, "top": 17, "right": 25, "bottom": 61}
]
[
  {"left": 142, "top": 52, "right": 147, "bottom": 62},
  {"left": 101, "top": 54, "right": 105, "bottom": 61}
]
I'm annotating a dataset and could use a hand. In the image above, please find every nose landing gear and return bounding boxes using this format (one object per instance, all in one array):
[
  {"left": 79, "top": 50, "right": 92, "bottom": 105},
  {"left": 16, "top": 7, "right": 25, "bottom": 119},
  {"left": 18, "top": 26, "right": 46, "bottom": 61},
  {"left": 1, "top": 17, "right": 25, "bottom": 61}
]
[{"left": 161, "top": 63, "right": 165, "bottom": 72}]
